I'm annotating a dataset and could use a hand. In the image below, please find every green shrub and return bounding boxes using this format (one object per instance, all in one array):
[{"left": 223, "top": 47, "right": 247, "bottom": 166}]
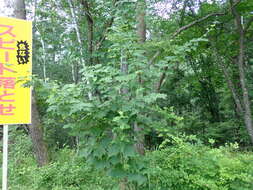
[
  {"left": 8, "top": 148, "right": 117, "bottom": 190},
  {"left": 146, "top": 139, "right": 253, "bottom": 190},
  {"left": 1, "top": 131, "right": 116, "bottom": 190},
  {"left": 2, "top": 131, "right": 253, "bottom": 190}
]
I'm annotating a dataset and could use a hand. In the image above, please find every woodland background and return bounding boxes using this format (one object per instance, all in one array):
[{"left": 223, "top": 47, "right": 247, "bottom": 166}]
[{"left": 1, "top": 0, "right": 253, "bottom": 189}]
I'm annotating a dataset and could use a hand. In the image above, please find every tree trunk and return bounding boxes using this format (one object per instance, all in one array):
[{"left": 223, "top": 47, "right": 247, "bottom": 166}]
[
  {"left": 134, "top": 0, "right": 146, "bottom": 156},
  {"left": 219, "top": 58, "right": 244, "bottom": 115},
  {"left": 30, "top": 95, "right": 49, "bottom": 166},
  {"left": 230, "top": 0, "right": 253, "bottom": 143},
  {"left": 137, "top": 0, "right": 146, "bottom": 44},
  {"left": 81, "top": 0, "right": 94, "bottom": 65},
  {"left": 14, "top": 0, "right": 49, "bottom": 166},
  {"left": 67, "top": 0, "right": 83, "bottom": 83},
  {"left": 237, "top": 31, "right": 253, "bottom": 143},
  {"left": 13, "top": 0, "right": 26, "bottom": 19},
  {"left": 119, "top": 178, "right": 128, "bottom": 190},
  {"left": 67, "top": 0, "right": 92, "bottom": 99},
  {"left": 37, "top": 29, "right": 47, "bottom": 82}
]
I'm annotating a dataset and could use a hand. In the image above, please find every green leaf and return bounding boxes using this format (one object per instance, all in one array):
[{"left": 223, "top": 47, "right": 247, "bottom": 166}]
[
  {"left": 123, "top": 144, "right": 136, "bottom": 158},
  {"left": 108, "top": 144, "right": 121, "bottom": 156},
  {"left": 108, "top": 167, "right": 127, "bottom": 178},
  {"left": 109, "top": 156, "right": 121, "bottom": 165},
  {"left": 128, "top": 173, "right": 147, "bottom": 185}
]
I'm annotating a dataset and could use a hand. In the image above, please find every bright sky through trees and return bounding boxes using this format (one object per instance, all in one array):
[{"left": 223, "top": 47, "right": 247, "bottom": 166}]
[{"left": 0, "top": 0, "right": 12, "bottom": 16}]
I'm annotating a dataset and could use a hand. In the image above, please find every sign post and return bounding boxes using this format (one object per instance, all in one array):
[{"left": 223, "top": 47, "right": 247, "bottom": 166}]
[
  {"left": 2, "top": 125, "right": 8, "bottom": 190},
  {"left": 0, "top": 17, "right": 32, "bottom": 190}
]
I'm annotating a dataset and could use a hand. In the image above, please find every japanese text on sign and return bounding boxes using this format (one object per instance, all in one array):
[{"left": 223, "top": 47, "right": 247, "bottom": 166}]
[{"left": 0, "top": 17, "right": 32, "bottom": 124}]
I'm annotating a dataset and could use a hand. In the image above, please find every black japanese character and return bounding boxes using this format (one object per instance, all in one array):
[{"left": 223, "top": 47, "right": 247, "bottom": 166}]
[{"left": 17, "top": 40, "right": 30, "bottom": 64}]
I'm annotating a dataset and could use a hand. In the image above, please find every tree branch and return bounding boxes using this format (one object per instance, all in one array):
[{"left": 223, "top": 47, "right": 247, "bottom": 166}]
[
  {"left": 173, "top": 0, "right": 242, "bottom": 37},
  {"left": 95, "top": 18, "right": 114, "bottom": 50},
  {"left": 149, "top": 12, "right": 226, "bottom": 65},
  {"left": 156, "top": 66, "right": 168, "bottom": 92},
  {"left": 172, "top": 12, "right": 225, "bottom": 37},
  {"left": 149, "top": 0, "right": 242, "bottom": 65}
]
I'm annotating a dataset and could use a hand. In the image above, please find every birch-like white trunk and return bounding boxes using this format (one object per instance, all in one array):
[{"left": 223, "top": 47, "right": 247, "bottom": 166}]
[{"left": 67, "top": 0, "right": 92, "bottom": 99}]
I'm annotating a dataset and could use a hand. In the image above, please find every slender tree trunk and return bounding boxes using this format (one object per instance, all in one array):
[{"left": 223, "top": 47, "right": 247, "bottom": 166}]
[
  {"left": 137, "top": 1, "right": 146, "bottom": 44},
  {"left": 87, "top": 20, "right": 93, "bottom": 65},
  {"left": 67, "top": 0, "right": 83, "bottom": 83},
  {"left": 13, "top": 0, "right": 49, "bottom": 166},
  {"left": 36, "top": 29, "right": 47, "bottom": 82},
  {"left": 120, "top": 48, "right": 129, "bottom": 95},
  {"left": 236, "top": 31, "right": 253, "bottom": 142},
  {"left": 119, "top": 49, "right": 130, "bottom": 190},
  {"left": 67, "top": 0, "right": 92, "bottom": 99},
  {"left": 81, "top": 0, "right": 94, "bottom": 65},
  {"left": 230, "top": 0, "right": 253, "bottom": 143},
  {"left": 212, "top": 45, "right": 244, "bottom": 116},
  {"left": 134, "top": 0, "right": 146, "bottom": 156},
  {"left": 219, "top": 59, "right": 244, "bottom": 115}
]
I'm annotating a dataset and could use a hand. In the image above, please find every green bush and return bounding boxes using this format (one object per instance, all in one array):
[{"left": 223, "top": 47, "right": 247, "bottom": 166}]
[
  {"left": 2, "top": 131, "right": 253, "bottom": 190},
  {"left": 8, "top": 148, "right": 117, "bottom": 190},
  {"left": 146, "top": 138, "right": 253, "bottom": 190},
  {"left": 1, "top": 131, "right": 116, "bottom": 190}
]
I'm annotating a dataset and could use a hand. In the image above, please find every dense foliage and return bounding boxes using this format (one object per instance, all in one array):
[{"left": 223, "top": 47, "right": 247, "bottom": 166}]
[
  {"left": 1, "top": 0, "right": 253, "bottom": 189},
  {"left": 3, "top": 131, "right": 253, "bottom": 190}
]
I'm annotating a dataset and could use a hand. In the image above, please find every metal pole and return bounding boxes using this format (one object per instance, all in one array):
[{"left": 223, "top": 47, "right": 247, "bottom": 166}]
[{"left": 2, "top": 125, "right": 8, "bottom": 190}]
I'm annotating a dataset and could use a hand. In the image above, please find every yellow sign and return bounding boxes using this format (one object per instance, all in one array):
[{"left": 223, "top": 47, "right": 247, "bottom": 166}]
[{"left": 0, "top": 17, "right": 32, "bottom": 124}]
